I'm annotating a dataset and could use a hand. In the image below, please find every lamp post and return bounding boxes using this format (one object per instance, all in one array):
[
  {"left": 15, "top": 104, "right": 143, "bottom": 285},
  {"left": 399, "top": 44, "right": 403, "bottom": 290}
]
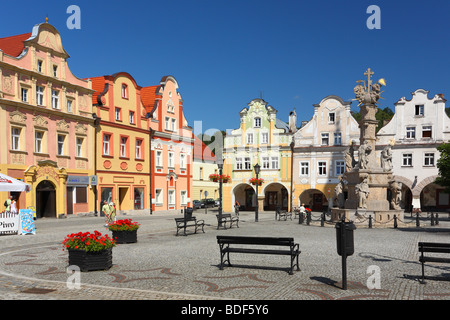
[
  {"left": 254, "top": 163, "right": 261, "bottom": 222},
  {"left": 218, "top": 162, "right": 223, "bottom": 226}
]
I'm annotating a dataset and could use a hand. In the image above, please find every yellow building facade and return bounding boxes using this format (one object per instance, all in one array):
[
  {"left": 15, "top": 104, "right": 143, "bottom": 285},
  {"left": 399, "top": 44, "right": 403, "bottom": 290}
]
[
  {"left": 222, "top": 99, "right": 295, "bottom": 212},
  {"left": 91, "top": 72, "right": 151, "bottom": 214}
]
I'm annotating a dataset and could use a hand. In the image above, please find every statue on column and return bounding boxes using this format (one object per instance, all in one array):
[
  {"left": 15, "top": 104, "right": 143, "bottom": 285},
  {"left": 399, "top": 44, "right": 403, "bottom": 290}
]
[
  {"left": 356, "top": 177, "right": 370, "bottom": 209},
  {"left": 334, "top": 176, "right": 346, "bottom": 209},
  {"left": 380, "top": 144, "right": 393, "bottom": 172},
  {"left": 358, "top": 141, "right": 372, "bottom": 169},
  {"left": 345, "top": 140, "right": 357, "bottom": 171},
  {"left": 389, "top": 180, "right": 402, "bottom": 210}
]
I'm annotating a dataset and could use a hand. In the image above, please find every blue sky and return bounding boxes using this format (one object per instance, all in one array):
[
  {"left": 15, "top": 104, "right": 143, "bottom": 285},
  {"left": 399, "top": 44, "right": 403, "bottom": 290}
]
[{"left": 2, "top": 0, "right": 449, "bottom": 134}]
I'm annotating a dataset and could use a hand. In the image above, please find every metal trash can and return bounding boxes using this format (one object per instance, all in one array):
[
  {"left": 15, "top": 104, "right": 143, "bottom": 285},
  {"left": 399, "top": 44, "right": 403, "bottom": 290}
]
[
  {"left": 335, "top": 220, "right": 356, "bottom": 257},
  {"left": 185, "top": 207, "right": 193, "bottom": 219}
]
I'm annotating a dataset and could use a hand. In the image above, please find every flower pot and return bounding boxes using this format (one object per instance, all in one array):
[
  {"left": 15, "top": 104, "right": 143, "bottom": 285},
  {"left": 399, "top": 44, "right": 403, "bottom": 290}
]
[
  {"left": 68, "top": 248, "right": 112, "bottom": 272},
  {"left": 112, "top": 229, "right": 137, "bottom": 244}
]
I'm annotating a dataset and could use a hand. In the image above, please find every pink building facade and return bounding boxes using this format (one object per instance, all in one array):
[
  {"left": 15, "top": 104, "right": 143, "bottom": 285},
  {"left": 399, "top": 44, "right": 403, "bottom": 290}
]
[{"left": 0, "top": 21, "right": 95, "bottom": 217}]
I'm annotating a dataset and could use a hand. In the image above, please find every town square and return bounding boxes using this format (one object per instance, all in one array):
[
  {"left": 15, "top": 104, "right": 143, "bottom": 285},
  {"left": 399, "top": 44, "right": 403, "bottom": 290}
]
[{"left": 0, "top": 0, "right": 448, "bottom": 309}]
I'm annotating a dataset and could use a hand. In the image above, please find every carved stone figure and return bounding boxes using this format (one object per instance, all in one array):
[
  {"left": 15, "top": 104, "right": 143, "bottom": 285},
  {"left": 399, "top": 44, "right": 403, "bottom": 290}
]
[
  {"left": 358, "top": 140, "right": 372, "bottom": 169},
  {"left": 356, "top": 178, "right": 370, "bottom": 209},
  {"left": 380, "top": 144, "right": 393, "bottom": 171},
  {"left": 345, "top": 141, "right": 357, "bottom": 171},
  {"left": 389, "top": 180, "right": 402, "bottom": 210},
  {"left": 334, "top": 176, "right": 345, "bottom": 209}
]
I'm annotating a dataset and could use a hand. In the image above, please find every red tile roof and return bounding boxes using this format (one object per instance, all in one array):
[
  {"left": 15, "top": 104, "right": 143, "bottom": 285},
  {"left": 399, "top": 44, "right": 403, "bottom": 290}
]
[
  {"left": 141, "top": 85, "right": 160, "bottom": 112},
  {"left": 193, "top": 135, "right": 217, "bottom": 162},
  {"left": 89, "top": 76, "right": 107, "bottom": 105},
  {"left": 0, "top": 33, "right": 31, "bottom": 57}
]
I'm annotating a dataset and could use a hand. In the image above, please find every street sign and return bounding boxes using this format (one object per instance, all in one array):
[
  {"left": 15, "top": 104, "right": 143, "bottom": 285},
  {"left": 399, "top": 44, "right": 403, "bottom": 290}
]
[{"left": 90, "top": 175, "right": 97, "bottom": 186}]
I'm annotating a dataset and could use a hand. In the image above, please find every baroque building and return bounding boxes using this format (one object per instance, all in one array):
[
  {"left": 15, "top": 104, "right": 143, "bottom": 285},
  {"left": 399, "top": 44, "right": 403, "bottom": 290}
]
[
  {"left": 376, "top": 89, "right": 450, "bottom": 212},
  {"left": 292, "top": 95, "right": 360, "bottom": 211},
  {"left": 222, "top": 98, "right": 294, "bottom": 212},
  {"left": 0, "top": 21, "right": 95, "bottom": 218}
]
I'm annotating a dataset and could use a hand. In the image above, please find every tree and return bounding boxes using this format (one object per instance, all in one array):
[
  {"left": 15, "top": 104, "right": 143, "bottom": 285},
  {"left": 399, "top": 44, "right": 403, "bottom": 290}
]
[{"left": 435, "top": 143, "right": 450, "bottom": 193}]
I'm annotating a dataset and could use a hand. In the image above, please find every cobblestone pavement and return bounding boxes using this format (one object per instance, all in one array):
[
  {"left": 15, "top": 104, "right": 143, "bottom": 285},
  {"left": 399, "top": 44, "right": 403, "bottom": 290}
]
[{"left": 0, "top": 209, "right": 448, "bottom": 305}]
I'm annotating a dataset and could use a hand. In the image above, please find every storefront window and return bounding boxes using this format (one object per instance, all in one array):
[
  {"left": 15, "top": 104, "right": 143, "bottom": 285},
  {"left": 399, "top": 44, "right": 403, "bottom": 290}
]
[
  {"left": 101, "top": 187, "right": 113, "bottom": 205},
  {"left": 134, "top": 188, "right": 144, "bottom": 210}
]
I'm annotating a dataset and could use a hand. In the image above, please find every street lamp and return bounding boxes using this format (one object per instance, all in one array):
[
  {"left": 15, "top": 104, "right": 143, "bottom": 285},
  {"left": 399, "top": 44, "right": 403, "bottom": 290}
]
[
  {"left": 217, "top": 162, "right": 223, "bottom": 226},
  {"left": 254, "top": 163, "right": 261, "bottom": 222}
]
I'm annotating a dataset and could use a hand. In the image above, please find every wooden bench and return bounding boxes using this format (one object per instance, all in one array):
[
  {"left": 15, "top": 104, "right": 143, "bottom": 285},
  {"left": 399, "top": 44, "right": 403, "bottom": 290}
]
[
  {"left": 275, "top": 209, "right": 292, "bottom": 221},
  {"left": 216, "top": 213, "right": 239, "bottom": 230},
  {"left": 217, "top": 236, "right": 301, "bottom": 275},
  {"left": 418, "top": 242, "right": 450, "bottom": 283},
  {"left": 174, "top": 216, "right": 205, "bottom": 236}
]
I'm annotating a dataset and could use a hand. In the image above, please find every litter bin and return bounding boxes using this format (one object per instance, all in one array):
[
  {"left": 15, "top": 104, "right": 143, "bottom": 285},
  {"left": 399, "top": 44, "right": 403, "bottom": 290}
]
[
  {"left": 335, "top": 219, "right": 356, "bottom": 257},
  {"left": 185, "top": 207, "right": 193, "bottom": 219}
]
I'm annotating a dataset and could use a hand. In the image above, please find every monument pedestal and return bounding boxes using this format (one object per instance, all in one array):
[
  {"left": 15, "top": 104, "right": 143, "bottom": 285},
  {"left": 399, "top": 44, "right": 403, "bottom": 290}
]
[{"left": 331, "top": 208, "right": 404, "bottom": 227}]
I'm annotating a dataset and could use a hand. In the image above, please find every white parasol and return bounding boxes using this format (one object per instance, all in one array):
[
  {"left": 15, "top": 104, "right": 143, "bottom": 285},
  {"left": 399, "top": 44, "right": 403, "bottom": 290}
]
[{"left": 0, "top": 173, "right": 31, "bottom": 192}]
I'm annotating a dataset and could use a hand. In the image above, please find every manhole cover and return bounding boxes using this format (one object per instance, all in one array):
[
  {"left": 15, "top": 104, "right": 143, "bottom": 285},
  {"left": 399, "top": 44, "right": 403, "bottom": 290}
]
[{"left": 21, "top": 288, "right": 56, "bottom": 294}]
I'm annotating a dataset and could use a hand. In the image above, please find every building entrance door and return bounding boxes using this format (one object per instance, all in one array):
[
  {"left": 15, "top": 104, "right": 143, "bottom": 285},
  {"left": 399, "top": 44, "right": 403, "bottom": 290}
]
[{"left": 36, "top": 180, "right": 56, "bottom": 218}]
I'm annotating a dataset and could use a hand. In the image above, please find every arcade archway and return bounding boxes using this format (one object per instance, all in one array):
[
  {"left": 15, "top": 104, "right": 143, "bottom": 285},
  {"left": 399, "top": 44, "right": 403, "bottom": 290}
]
[{"left": 36, "top": 180, "right": 56, "bottom": 218}]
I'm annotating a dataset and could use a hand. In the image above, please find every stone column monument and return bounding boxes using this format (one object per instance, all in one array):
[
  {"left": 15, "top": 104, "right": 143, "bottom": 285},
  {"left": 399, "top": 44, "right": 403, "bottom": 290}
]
[{"left": 332, "top": 69, "right": 403, "bottom": 226}]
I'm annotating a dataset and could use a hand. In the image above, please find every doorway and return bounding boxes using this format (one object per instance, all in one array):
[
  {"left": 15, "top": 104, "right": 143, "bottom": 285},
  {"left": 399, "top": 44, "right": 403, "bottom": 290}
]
[
  {"left": 36, "top": 180, "right": 56, "bottom": 218},
  {"left": 118, "top": 187, "right": 128, "bottom": 211}
]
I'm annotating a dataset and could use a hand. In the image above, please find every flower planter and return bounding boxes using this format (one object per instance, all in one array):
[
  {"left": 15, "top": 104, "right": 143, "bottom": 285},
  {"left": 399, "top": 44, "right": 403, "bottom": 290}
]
[
  {"left": 112, "top": 229, "right": 137, "bottom": 244},
  {"left": 68, "top": 248, "right": 113, "bottom": 272}
]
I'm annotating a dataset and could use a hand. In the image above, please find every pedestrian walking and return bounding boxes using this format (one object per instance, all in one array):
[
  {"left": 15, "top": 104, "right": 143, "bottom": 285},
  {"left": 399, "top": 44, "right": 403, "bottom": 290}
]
[
  {"left": 102, "top": 200, "right": 111, "bottom": 226},
  {"left": 10, "top": 198, "right": 17, "bottom": 214},
  {"left": 234, "top": 200, "right": 240, "bottom": 216},
  {"left": 109, "top": 202, "right": 116, "bottom": 223},
  {"left": 4, "top": 196, "right": 12, "bottom": 212}
]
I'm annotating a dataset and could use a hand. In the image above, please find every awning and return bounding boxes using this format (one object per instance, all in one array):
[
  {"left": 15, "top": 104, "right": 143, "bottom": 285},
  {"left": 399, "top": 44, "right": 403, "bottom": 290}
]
[{"left": 0, "top": 173, "right": 31, "bottom": 192}]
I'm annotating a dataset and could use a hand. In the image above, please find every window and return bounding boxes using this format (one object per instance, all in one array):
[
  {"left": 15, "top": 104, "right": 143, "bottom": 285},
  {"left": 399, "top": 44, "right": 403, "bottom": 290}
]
[
  {"left": 67, "top": 99, "right": 73, "bottom": 113},
  {"left": 156, "top": 150, "right": 163, "bottom": 167},
  {"left": 11, "top": 127, "right": 20, "bottom": 150},
  {"left": 271, "top": 156, "right": 279, "bottom": 169},
  {"left": 103, "top": 134, "right": 111, "bottom": 155},
  {"left": 165, "top": 117, "right": 170, "bottom": 130},
  {"left": 134, "top": 188, "right": 144, "bottom": 210},
  {"left": 168, "top": 190, "right": 175, "bottom": 205},
  {"left": 36, "top": 86, "right": 44, "bottom": 106},
  {"left": 35, "top": 131, "right": 43, "bottom": 153},
  {"left": 167, "top": 102, "right": 175, "bottom": 113},
  {"left": 247, "top": 133, "right": 253, "bottom": 144},
  {"left": 321, "top": 133, "right": 329, "bottom": 145},
  {"left": 424, "top": 153, "right": 435, "bottom": 166},
  {"left": 75, "top": 187, "right": 87, "bottom": 203},
  {"left": 168, "top": 152, "right": 174, "bottom": 168},
  {"left": 57, "top": 134, "right": 65, "bottom": 155},
  {"left": 244, "top": 157, "right": 251, "bottom": 170},
  {"left": 328, "top": 112, "right": 335, "bottom": 123},
  {"left": 262, "top": 157, "right": 270, "bottom": 169},
  {"left": 76, "top": 137, "right": 83, "bottom": 157},
  {"left": 422, "top": 126, "right": 432, "bottom": 138},
  {"left": 37, "top": 60, "right": 43, "bottom": 73},
  {"left": 262, "top": 132, "right": 268, "bottom": 144},
  {"left": 406, "top": 127, "right": 416, "bottom": 139},
  {"left": 318, "top": 161, "right": 327, "bottom": 176},
  {"left": 115, "top": 108, "right": 121, "bottom": 121},
  {"left": 129, "top": 111, "right": 135, "bottom": 124},
  {"left": 135, "top": 139, "right": 142, "bottom": 159},
  {"left": 300, "top": 162, "right": 309, "bottom": 176},
  {"left": 334, "top": 132, "right": 342, "bottom": 145},
  {"left": 236, "top": 157, "right": 243, "bottom": 170},
  {"left": 53, "top": 65, "right": 58, "bottom": 77},
  {"left": 51, "top": 90, "right": 59, "bottom": 109},
  {"left": 155, "top": 189, "right": 162, "bottom": 204},
  {"left": 402, "top": 153, "right": 412, "bottom": 166},
  {"left": 415, "top": 105, "right": 424, "bottom": 116},
  {"left": 180, "top": 191, "right": 187, "bottom": 205},
  {"left": 335, "top": 160, "right": 345, "bottom": 176},
  {"left": 180, "top": 154, "right": 186, "bottom": 169},
  {"left": 254, "top": 117, "right": 261, "bottom": 128},
  {"left": 120, "top": 137, "right": 128, "bottom": 158},
  {"left": 171, "top": 118, "right": 176, "bottom": 131},
  {"left": 121, "top": 84, "right": 128, "bottom": 99},
  {"left": 21, "top": 88, "right": 28, "bottom": 102}
]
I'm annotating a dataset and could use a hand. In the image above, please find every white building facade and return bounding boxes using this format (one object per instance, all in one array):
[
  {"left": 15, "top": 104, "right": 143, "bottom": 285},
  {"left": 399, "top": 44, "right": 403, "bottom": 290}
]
[{"left": 377, "top": 89, "right": 450, "bottom": 211}]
